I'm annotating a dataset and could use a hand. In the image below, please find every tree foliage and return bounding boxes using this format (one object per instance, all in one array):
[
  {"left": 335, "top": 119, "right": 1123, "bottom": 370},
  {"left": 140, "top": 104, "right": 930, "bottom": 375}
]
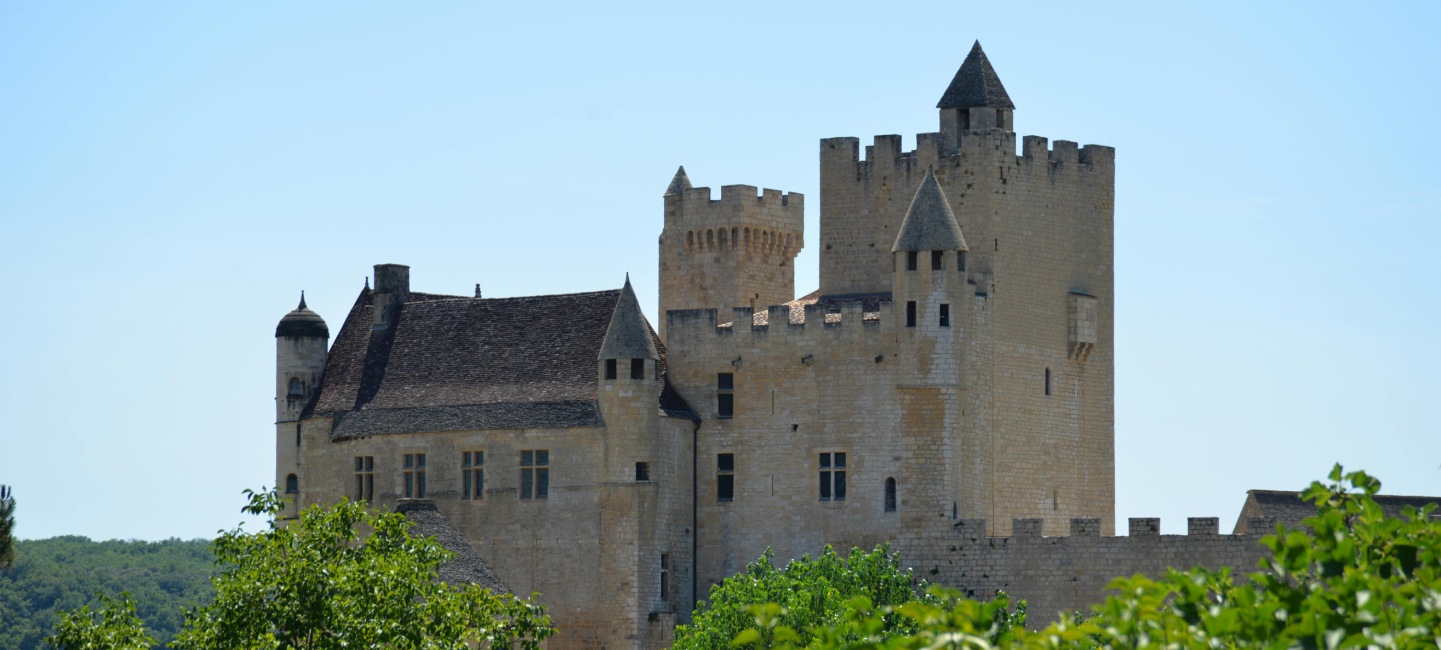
[
  {"left": 1, "top": 484, "right": 16, "bottom": 569},
  {"left": 672, "top": 544, "right": 1015, "bottom": 649},
  {"left": 726, "top": 465, "right": 1441, "bottom": 649},
  {"left": 47, "top": 593, "right": 156, "bottom": 650},
  {"left": 0, "top": 536, "right": 213, "bottom": 650}
]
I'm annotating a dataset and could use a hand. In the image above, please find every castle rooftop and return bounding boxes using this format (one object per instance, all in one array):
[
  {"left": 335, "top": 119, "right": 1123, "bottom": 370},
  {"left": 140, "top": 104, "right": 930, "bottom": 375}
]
[
  {"left": 891, "top": 167, "right": 968, "bottom": 252},
  {"left": 275, "top": 292, "right": 329, "bottom": 338},
  {"left": 936, "top": 41, "right": 1015, "bottom": 110}
]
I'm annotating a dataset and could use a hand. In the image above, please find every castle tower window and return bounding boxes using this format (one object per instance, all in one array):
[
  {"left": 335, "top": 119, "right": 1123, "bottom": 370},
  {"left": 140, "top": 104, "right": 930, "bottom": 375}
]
[
  {"left": 660, "top": 553, "right": 670, "bottom": 603},
  {"left": 630, "top": 358, "right": 645, "bottom": 380},
  {"left": 285, "top": 474, "right": 298, "bottom": 494},
  {"left": 520, "top": 450, "right": 549, "bottom": 499},
  {"left": 635, "top": 462, "right": 650, "bottom": 482},
  {"left": 931, "top": 251, "right": 944, "bottom": 270},
  {"left": 605, "top": 359, "right": 617, "bottom": 380},
  {"left": 717, "top": 453, "right": 734, "bottom": 502},
  {"left": 1045, "top": 368, "right": 1052, "bottom": 396},
  {"left": 287, "top": 377, "right": 303, "bottom": 398},
  {"left": 354, "top": 456, "right": 374, "bottom": 501},
  {"left": 906, "top": 251, "right": 919, "bottom": 271},
  {"left": 960, "top": 109, "right": 970, "bottom": 130},
  {"left": 906, "top": 301, "right": 917, "bottom": 328},
  {"left": 819, "top": 452, "right": 846, "bottom": 501},
  {"left": 958, "top": 251, "right": 967, "bottom": 272},
  {"left": 403, "top": 453, "right": 426, "bottom": 498},
  {"left": 884, "top": 477, "right": 897, "bottom": 512},
  {"left": 717, "top": 373, "right": 734, "bottom": 419},
  {"left": 939, "top": 304, "right": 950, "bottom": 327},
  {"left": 462, "top": 451, "right": 484, "bottom": 500}
]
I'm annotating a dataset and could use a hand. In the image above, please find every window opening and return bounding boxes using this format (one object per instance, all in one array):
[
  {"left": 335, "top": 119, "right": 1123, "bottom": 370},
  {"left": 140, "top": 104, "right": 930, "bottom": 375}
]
[
  {"left": 819, "top": 452, "right": 847, "bottom": 501},
  {"left": 403, "top": 453, "right": 427, "bottom": 498},
  {"left": 354, "top": 456, "right": 374, "bottom": 501},
  {"left": 939, "top": 304, "right": 950, "bottom": 327},
  {"left": 630, "top": 358, "right": 645, "bottom": 380},
  {"left": 906, "top": 251, "right": 918, "bottom": 271},
  {"left": 287, "top": 377, "right": 303, "bottom": 398},
  {"left": 285, "top": 474, "right": 298, "bottom": 494},
  {"left": 520, "top": 450, "right": 549, "bottom": 499},
  {"left": 958, "top": 251, "right": 967, "bottom": 271},
  {"left": 717, "top": 453, "right": 735, "bottom": 502},
  {"left": 960, "top": 110, "right": 970, "bottom": 130},
  {"left": 462, "top": 451, "right": 485, "bottom": 500},
  {"left": 605, "top": 359, "right": 617, "bottom": 380},
  {"left": 1045, "top": 368, "right": 1051, "bottom": 396},
  {"left": 884, "top": 477, "right": 896, "bottom": 512},
  {"left": 635, "top": 462, "right": 650, "bottom": 482},
  {"left": 931, "top": 251, "right": 944, "bottom": 270},
  {"left": 905, "top": 301, "right": 917, "bottom": 328},
  {"left": 660, "top": 554, "right": 670, "bottom": 602},
  {"left": 717, "top": 373, "right": 734, "bottom": 419}
]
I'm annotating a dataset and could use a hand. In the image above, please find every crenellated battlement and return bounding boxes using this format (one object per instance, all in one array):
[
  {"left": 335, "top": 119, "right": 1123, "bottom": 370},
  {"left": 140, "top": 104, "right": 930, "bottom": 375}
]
[
  {"left": 819, "top": 132, "right": 1114, "bottom": 179},
  {"left": 665, "top": 299, "right": 894, "bottom": 348},
  {"left": 944, "top": 516, "right": 1275, "bottom": 540},
  {"left": 665, "top": 183, "right": 804, "bottom": 257}
]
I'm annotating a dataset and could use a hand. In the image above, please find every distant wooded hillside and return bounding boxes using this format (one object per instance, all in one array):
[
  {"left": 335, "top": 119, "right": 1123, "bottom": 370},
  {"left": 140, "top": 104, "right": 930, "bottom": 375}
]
[{"left": 0, "top": 536, "right": 214, "bottom": 650}]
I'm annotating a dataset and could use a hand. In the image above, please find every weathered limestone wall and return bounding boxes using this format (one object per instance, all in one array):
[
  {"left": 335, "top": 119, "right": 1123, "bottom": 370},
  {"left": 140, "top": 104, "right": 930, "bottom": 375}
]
[
  {"left": 896, "top": 516, "right": 1276, "bottom": 623},
  {"left": 659, "top": 184, "right": 803, "bottom": 339}
]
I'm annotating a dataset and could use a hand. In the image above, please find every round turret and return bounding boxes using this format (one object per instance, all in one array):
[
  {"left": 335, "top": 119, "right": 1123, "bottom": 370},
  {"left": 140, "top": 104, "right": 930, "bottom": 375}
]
[{"left": 275, "top": 293, "right": 329, "bottom": 339}]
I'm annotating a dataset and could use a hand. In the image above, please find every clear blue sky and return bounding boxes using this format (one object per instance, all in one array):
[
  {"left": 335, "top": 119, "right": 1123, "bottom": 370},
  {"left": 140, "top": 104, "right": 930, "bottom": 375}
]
[{"left": 2, "top": 2, "right": 1437, "bottom": 541}]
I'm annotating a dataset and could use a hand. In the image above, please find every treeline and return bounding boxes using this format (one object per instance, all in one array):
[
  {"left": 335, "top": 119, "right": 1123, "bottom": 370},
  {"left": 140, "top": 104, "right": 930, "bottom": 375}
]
[{"left": 0, "top": 536, "right": 214, "bottom": 650}]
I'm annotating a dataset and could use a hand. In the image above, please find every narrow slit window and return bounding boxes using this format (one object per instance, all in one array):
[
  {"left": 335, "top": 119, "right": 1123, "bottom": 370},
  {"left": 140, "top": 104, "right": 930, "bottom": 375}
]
[
  {"left": 939, "top": 303, "right": 950, "bottom": 327},
  {"left": 717, "top": 373, "right": 734, "bottom": 419},
  {"left": 958, "top": 251, "right": 967, "bottom": 272},
  {"left": 884, "top": 477, "right": 897, "bottom": 512},
  {"left": 906, "top": 301, "right": 917, "bottom": 328},
  {"left": 906, "top": 251, "right": 918, "bottom": 271},
  {"left": 717, "top": 453, "right": 734, "bottom": 502},
  {"left": 605, "top": 359, "right": 617, "bottom": 380},
  {"left": 1045, "top": 368, "right": 1052, "bottom": 396},
  {"left": 631, "top": 359, "right": 645, "bottom": 379},
  {"left": 931, "top": 251, "right": 944, "bottom": 270},
  {"left": 660, "top": 554, "right": 670, "bottom": 602}
]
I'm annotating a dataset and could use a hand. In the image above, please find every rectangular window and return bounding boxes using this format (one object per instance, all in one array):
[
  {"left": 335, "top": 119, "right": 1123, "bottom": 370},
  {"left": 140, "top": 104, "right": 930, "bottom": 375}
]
[
  {"left": 660, "top": 554, "right": 670, "bottom": 602},
  {"left": 717, "top": 373, "right": 734, "bottom": 419},
  {"left": 403, "top": 453, "right": 426, "bottom": 498},
  {"left": 906, "top": 251, "right": 918, "bottom": 271},
  {"left": 931, "top": 250, "right": 944, "bottom": 270},
  {"left": 939, "top": 303, "right": 950, "bottom": 327},
  {"left": 354, "top": 456, "right": 374, "bottom": 501},
  {"left": 462, "top": 451, "right": 484, "bottom": 500},
  {"left": 520, "top": 449, "right": 549, "bottom": 500},
  {"left": 605, "top": 359, "right": 617, "bottom": 380},
  {"left": 819, "top": 452, "right": 847, "bottom": 501},
  {"left": 958, "top": 251, "right": 967, "bottom": 272},
  {"left": 906, "top": 301, "right": 917, "bottom": 328},
  {"left": 635, "top": 462, "right": 650, "bottom": 482},
  {"left": 630, "top": 358, "right": 645, "bottom": 380},
  {"left": 717, "top": 453, "right": 734, "bottom": 502}
]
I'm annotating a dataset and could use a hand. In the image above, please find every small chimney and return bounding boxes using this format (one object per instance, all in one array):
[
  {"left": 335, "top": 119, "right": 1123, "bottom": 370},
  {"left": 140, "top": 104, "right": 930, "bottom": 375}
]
[{"left": 371, "top": 263, "right": 411, "bottom": 330}]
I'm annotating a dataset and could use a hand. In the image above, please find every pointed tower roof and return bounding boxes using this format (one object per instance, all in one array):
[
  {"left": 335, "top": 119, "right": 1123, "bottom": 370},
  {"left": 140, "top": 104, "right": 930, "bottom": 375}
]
[
  {"left": 892, "top": 168, "right": 968, "bottom": 252},
  {"left": 937, "top": 41, "right": 1015, "bottom": 110},
  {"left": 276, "top": 291, "right": 330, "bottom": 338},
  {"left": 598, "top": 275, "right": 659, "bottom": 360},
  {"left": 664, "top": 166, "right": 692, "bottom": 195}
]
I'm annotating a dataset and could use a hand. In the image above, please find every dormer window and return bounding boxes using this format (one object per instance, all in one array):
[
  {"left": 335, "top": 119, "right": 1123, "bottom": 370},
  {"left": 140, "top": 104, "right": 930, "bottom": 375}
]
[
  {"left": 287, "top": 377, "right": 303, "bottom": 398},
  {"left": 906, "top": 251, "right": 918, "bottom": 271},
  {"left": 630, "top": 359, "right": 645, "bottom": 380}
]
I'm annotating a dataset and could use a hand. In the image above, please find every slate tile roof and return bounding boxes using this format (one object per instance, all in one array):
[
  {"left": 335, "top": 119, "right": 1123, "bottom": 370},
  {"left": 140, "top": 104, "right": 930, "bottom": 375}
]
[
  {"left": 395, "top": 499, "right": 511, "bottom": 593},
  {"left": 1238, "top": 489, "right": 1440, "bottom": 533},
  {"left": 312, "top": 285, "right": 695, "bottom": 437},
  {"left": 937, "top": 41, "right": 1015, "bottom": 111}
]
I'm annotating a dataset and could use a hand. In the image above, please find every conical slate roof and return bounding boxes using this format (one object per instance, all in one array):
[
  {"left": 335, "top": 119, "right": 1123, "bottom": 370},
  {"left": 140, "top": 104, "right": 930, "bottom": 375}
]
[
  {"left": 892, "top": 168, "right": 968, "bottom": 253},
  {"left": 275, "top": 292, "right": 329, "bottom": 338},
  {"left": 598, "top": 276, "right": 658, "bottom": 360},
  {"left": 665, "top": 166, "right": 692, "bottom": 195},
  {"left": 937, "top": 41, "right": 1015, "bottom": 110}
]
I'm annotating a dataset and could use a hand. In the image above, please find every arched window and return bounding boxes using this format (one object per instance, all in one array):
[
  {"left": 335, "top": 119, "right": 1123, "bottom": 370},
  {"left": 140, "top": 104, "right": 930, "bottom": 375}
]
[
  {"left": 287, "top": 377, "right": 303, "bottom": 398},
  {"left": 884, "top": 478, "right": 897, "bottom": 513},
  {"left": 285, "top": 474, "right": 298, "bottom": 494}
]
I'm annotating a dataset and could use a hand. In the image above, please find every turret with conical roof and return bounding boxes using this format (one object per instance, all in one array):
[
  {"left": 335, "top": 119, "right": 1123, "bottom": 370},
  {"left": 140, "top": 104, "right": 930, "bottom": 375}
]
[
  {"left": 600, "top": 275, "right": 659, "bottom": 365},
  {"left": 939, "top": 41, "right": 1014, "bottom": 149},
  {"left": 892, "top": 168, "right": 969, "bottom": 254},
  {"left": 891, "top": 170, "right": 970, "bottom": 374},
  {"left": 275, "top": 292, "right": 329, "bottom": 423}
]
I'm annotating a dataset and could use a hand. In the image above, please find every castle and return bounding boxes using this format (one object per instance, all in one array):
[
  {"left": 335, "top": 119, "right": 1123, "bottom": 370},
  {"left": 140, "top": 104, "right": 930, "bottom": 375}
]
[{"left": 271, "top": 43, "right": 1364, "bottom": 648}]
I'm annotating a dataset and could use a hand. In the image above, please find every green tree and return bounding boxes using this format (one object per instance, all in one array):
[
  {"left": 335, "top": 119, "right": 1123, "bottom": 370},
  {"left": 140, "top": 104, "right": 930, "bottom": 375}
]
[
  {"left": 673, "top": 544, "right": 1004, "bottom": 649},
  {"left": 726, "top": 465, "right": 1441, "bottom": 649},
  {"left": 1, "top": 485, "right": 15, "bottom": 569},
  {"left": 46, "top": 593, "right": 155, "bottom": 650}
]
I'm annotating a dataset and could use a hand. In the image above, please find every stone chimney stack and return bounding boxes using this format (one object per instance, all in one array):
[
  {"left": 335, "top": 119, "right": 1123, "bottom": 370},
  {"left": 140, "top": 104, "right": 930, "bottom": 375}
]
[{"left": 371, "top": 263, "right": 411, "bottom": 330}]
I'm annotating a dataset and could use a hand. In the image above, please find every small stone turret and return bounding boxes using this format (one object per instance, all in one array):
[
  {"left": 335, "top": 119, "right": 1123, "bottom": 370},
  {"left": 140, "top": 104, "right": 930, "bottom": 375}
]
[
  {"left": 939, "top": 41, "right": 1015, "bottom": 150},
  {"left": 371, "top": 263, "right": 410, "bottom": 330},
  {"left": 892, "top": 168, "right": 969, "bottom": 380},
  {"left": 599, "top": 274, "right": 659, "bottom": 381},
  {"left": 275, "top": 292, "right": 329, "bottom": 423},
  {"left": 597, "top": 275, "right": 661, "bottom": 484}
]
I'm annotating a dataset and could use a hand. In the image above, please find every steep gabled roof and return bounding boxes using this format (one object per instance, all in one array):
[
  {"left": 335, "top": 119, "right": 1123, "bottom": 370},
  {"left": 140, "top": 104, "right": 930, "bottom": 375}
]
[
  {"left": 892, "top": 168, "right": 968, "bottom": 252},
  {"left": 396, "top": 500, "right": 510, "bottom": 593},
  {"left": 310, "top": 283, "right": 695, "bottom": 435},
  {"left": 599, "top": 276, "right": 659, "bottom": 360},
  {"left": 937, "top": 41, "right": 1015, "bottom": 111}
]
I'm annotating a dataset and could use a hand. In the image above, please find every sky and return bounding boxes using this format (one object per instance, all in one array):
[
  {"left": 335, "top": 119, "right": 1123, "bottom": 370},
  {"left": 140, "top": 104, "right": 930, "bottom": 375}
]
[{"left": 1, "top": 1, "right": 1437, "bottom": 541}]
